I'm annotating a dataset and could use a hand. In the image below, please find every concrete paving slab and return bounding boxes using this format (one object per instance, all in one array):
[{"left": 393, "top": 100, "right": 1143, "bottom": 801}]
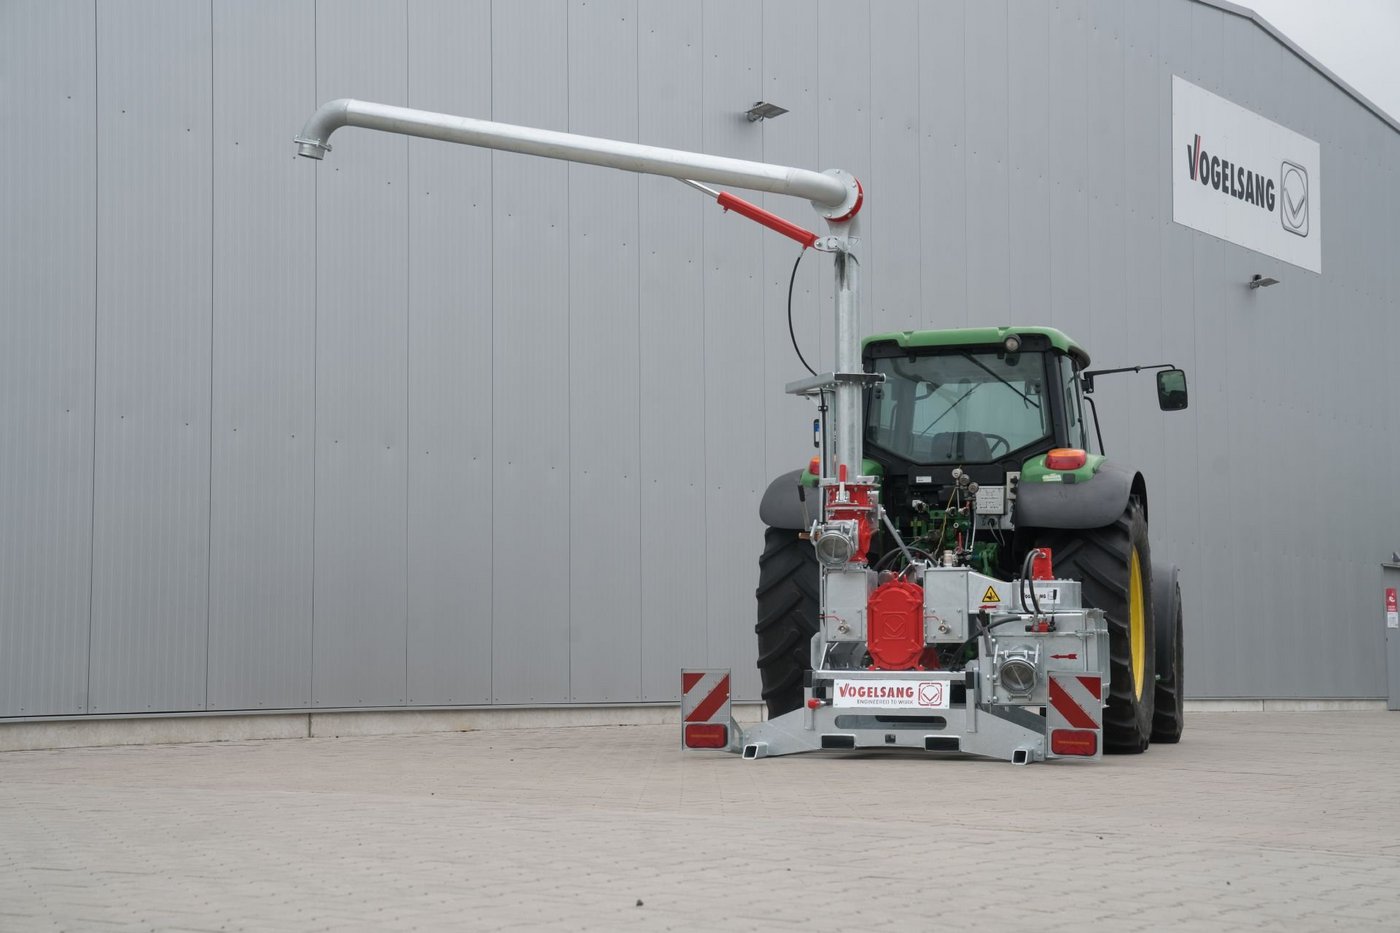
[{"left": 2, "top": 712, "right": 1399, "bottom": 931}]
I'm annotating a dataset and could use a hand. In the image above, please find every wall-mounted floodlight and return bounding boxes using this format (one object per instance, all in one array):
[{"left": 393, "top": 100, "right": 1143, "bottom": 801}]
[
  {"left": 745, "top": 101, "right": 788, "bottom": 122},
  {"left": 1248, "top": 274, "right": 1280, "bottom": 289}
]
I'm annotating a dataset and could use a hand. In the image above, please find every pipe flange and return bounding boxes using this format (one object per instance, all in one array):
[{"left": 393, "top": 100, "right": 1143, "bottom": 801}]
[
  {"left": 294, "top": 136, "right": 331, "bottom": 160},
  {"left": 812, "top": 169, "right": 863, "bottom": 223}
]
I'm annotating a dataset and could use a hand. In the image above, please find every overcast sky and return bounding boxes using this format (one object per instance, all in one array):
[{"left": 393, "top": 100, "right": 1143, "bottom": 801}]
[{"left": 1245, "top": 0, "right": 1400, "bottom": 123}]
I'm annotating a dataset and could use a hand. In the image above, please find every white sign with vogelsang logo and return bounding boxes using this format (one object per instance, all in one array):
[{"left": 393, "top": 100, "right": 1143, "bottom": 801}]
[
  {"left": 1172, "top": 75, "right": 1321, "bottom": 273},
  {"left": 832, "top": 679, "right": 949, "bottom": 709}
]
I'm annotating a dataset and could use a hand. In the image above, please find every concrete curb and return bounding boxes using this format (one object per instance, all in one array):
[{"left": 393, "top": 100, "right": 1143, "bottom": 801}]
[
  {"left": 2, "top": 699, "right": 1387, "bottom": 752},
  {"left": 1183, "top": 698, "right": 1388, "bottom": 713},
  {"left": 0, "top": 704, "right": 768, "bottom": 753}
]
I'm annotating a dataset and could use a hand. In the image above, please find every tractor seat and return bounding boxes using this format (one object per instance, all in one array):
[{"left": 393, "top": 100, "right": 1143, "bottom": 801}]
[{"left": 922, "top": 431, "right": 993, "bottom": 463}]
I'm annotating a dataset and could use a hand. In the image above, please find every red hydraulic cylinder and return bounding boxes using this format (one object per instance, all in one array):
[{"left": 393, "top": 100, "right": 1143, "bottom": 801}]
[{"left": 716, "top": 191, "right": 819, "bottom": 249}]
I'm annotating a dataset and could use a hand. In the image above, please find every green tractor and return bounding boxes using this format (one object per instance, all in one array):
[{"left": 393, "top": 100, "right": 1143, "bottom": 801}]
[{"left": 756, "top": 326, "right": 1188, "bottom": 754}]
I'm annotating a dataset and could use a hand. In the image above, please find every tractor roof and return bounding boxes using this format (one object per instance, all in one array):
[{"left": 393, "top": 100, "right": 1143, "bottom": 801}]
[{"left": 863, "top": 325, "right": 1090, "bottom": 369}]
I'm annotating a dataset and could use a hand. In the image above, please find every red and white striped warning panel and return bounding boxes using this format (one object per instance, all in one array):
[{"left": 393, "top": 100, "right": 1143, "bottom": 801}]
[
  {"left": 680, "top": 669, "right": 732, "bottom": 750},
  {"left": 1046, "top": 672, "right": 1103, "bottom": 758}
]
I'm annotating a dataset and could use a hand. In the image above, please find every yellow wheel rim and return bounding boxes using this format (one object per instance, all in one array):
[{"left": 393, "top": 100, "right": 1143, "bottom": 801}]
[{"left": 1129, "top": 548, "right": 1146, "bottom": 700}]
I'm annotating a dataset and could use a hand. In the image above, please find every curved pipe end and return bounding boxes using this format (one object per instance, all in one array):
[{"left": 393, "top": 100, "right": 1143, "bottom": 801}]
[
  {"left": 294, "top": 98, "right": 355, "bottom": 160},
  {"left": 812, "top": 169, "right": 863, "bottom": 223}
]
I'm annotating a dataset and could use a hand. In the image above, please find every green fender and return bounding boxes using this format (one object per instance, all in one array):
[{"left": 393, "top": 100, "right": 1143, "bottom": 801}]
[{"left": 1013, "top": 457, "right": 1148, "bottom": 530}]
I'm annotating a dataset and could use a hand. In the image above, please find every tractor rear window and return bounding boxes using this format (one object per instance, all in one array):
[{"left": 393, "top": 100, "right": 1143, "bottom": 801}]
[{"left": 866, "top": 350, "right": 1050, "bottom": 463}]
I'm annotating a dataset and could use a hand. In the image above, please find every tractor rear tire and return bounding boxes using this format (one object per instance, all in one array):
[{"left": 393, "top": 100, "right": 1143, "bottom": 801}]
[
  {"left": 1036, "top": 499, "right": 1156, "bottom": 753},
  {"left": 1151, "top": 574, "right": 1185, "bottom": 743},
  {"left": 755, "top": 526, "right": 819, "bottom": 719}
]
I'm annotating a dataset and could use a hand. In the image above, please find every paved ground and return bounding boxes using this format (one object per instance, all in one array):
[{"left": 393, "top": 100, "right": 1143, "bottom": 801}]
[{"left": 2, "top": 712, "right": 1399, "bottom": 932}]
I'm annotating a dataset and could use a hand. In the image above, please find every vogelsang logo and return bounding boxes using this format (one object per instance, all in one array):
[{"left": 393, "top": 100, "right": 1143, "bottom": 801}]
[
  {"left": 1279, "top": 161, "right": 1308, "bottom": 236},
  {"left": 1171, "top": 75, "right": 1321, "bottom": 273},
  {"left": 1185, "top": 133, "right": 1277, "bottom": 211}
]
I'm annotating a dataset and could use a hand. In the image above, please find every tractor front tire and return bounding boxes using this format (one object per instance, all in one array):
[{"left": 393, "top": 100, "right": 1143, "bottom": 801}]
[
  {"left": 755, "top": 527, "right": 819, "bottom": 719},
  {"left": 1037, "top": 500, "right": 1156, "bottom": 753},
  {"left": 1151, "top": 574, "right": 1185, "bottom": 743}
]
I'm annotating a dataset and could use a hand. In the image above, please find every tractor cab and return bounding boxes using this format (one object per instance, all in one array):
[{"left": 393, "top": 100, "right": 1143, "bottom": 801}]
[{"left": 863, "top": 326, "right": 1091, "bottom": 473}]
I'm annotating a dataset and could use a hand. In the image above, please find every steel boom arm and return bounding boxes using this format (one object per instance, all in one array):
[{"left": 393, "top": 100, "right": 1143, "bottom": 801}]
[
  {"left": 295, "top": 97, "right": 867, "bottom": 482},
  {"left": 296, "top": 98, "right": 861, "bottom": 218}
]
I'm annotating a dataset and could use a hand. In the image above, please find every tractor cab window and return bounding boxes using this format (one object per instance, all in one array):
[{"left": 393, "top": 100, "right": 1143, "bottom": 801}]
[
  {"left": 1059, "top": 355, "right": 1088, "bottom": 450},
  {"left": 867, "top": 350, "right": 1051, "bottom": 463}
]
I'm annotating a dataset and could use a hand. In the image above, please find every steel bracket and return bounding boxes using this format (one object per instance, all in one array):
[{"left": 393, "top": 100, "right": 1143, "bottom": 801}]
[
  {"left": 785, "top": 371, "right": 884, "bottom": 398},
  {"left": 811, "top": 235, "right": 860, "bottom": 253}
]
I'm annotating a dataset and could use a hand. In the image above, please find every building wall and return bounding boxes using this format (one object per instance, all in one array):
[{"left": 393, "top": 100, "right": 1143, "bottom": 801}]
[{"left": 2, "top": 0, "right": 1397, "bottom": 718}]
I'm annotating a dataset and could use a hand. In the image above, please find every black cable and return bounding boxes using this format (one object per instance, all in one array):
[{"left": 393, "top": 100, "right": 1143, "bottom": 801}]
[
  {"left": 787, "top": 249, "right": 816, "bottom": 376},
  {"left": 875, "top": 544, "right": 935, "bottom": 574},
  {"left": 1020, "top": 549, "right": 1033, "bottom": 612},
  {"left": 977, "top": 609, "right": 992, "bottom": 666},
  {"left": 1020, "top": 548, "right": 1043, "bottom": 617}
]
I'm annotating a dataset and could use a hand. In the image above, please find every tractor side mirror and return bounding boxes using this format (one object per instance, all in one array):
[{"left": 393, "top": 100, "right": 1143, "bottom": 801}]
[{"left": 1156, "top": 368, "right": 1188, "bottom": 411}]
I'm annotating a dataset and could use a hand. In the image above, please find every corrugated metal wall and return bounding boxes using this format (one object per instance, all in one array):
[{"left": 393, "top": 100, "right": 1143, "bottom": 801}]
[{"left": 3, "top": 0, "right": 1397, "bottom": 718}]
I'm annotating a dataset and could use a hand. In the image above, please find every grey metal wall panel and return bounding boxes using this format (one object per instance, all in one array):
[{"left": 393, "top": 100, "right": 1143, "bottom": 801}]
[
  {"left": 89, "top": 0, "right": 213, "bottom": 714},
  {"left": 489, "top": 0, "right": 572, "bottom": 704},
  {"left": 207, "top": 0, "right": 316, "bottom": 712},
  {"left": 1118, "top": 0, "right": 1168, "bottom": 513},
  {"left": 1084, "top": 0, "right": 1129, "bottom": 433},
  {"left": 868, "top": 0, "right": 922, "bottom": 338},
  {"left": 1216, "top": 14, "right": 1274, "bottom": 697},
  {"left": 816, "top": 0, "right": 870, "bottom": 354},
  {"left": 760, "top": 0, "right": 822, "bottom": 488},
  {"left": 0, "top": 0, "right": 96, "bottom": 716},
  {"left": 566, "top": 0, "right": 642, "bottom": 702},
  {"left": 919, "top": 0, "right": 968, "bottom": 327},
  {"left": 1189, "top": 183, "right": 1239, "bottom": 696},
  {"left": 1045, "top": 0, "right": 1091, "bottom": 340},
  {"left": 312, "top": 0, "right": 410, "bottom": 708},
  {"left": 961, "top": 0, "right": 1011, "bottom": 325},
  {"left": 1233, "top": 5, "right": 1288, "bottom": 695},
  {"left": 1271, "top": 80, "right": 1326, "bottom": 694},
  {"left": 1314, "top": 72, "right": 1385, "bottom": 695},
  {"left": 636, "top": 4, "right": 707, "bottom": 701},
  {"left": 1005, "top": 0, "right": 1052, "bottom": 331},
  {"left": 701, "top": 0, "right": 768, "bottom": 698},
  {"left": 1156, "top": 0, "right": 1206, "bottom": 685},
  {"left": 1370, "top": 129, "right": 1399, "bottom": 683},
  {"left": 404, "top": 0, "right": 495, "bottom": 707}
]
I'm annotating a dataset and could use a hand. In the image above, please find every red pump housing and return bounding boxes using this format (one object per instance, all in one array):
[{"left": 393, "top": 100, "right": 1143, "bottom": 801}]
[{"left": 866, "top": 579, "right": 926, "bottom": 670}]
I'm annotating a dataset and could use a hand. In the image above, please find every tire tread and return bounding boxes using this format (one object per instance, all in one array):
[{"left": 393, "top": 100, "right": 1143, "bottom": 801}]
[{"left": 755, "top": 528, "right": 820, "bottom": 717}]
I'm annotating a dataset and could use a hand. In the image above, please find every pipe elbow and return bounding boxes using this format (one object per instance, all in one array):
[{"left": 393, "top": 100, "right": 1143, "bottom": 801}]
[{"left": 294, "top": 98, "right": 355, "bottom": 159}]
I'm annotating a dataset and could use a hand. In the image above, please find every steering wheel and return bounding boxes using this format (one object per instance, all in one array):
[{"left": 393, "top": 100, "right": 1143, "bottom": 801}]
[{"left": 983, "top": 433, "right": 1011, "bottom": 457}]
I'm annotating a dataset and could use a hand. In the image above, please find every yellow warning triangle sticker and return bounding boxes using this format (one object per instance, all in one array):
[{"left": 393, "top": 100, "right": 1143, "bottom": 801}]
[{"left": 982, "top": 585, "right": 1001, "bottom": 603}]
